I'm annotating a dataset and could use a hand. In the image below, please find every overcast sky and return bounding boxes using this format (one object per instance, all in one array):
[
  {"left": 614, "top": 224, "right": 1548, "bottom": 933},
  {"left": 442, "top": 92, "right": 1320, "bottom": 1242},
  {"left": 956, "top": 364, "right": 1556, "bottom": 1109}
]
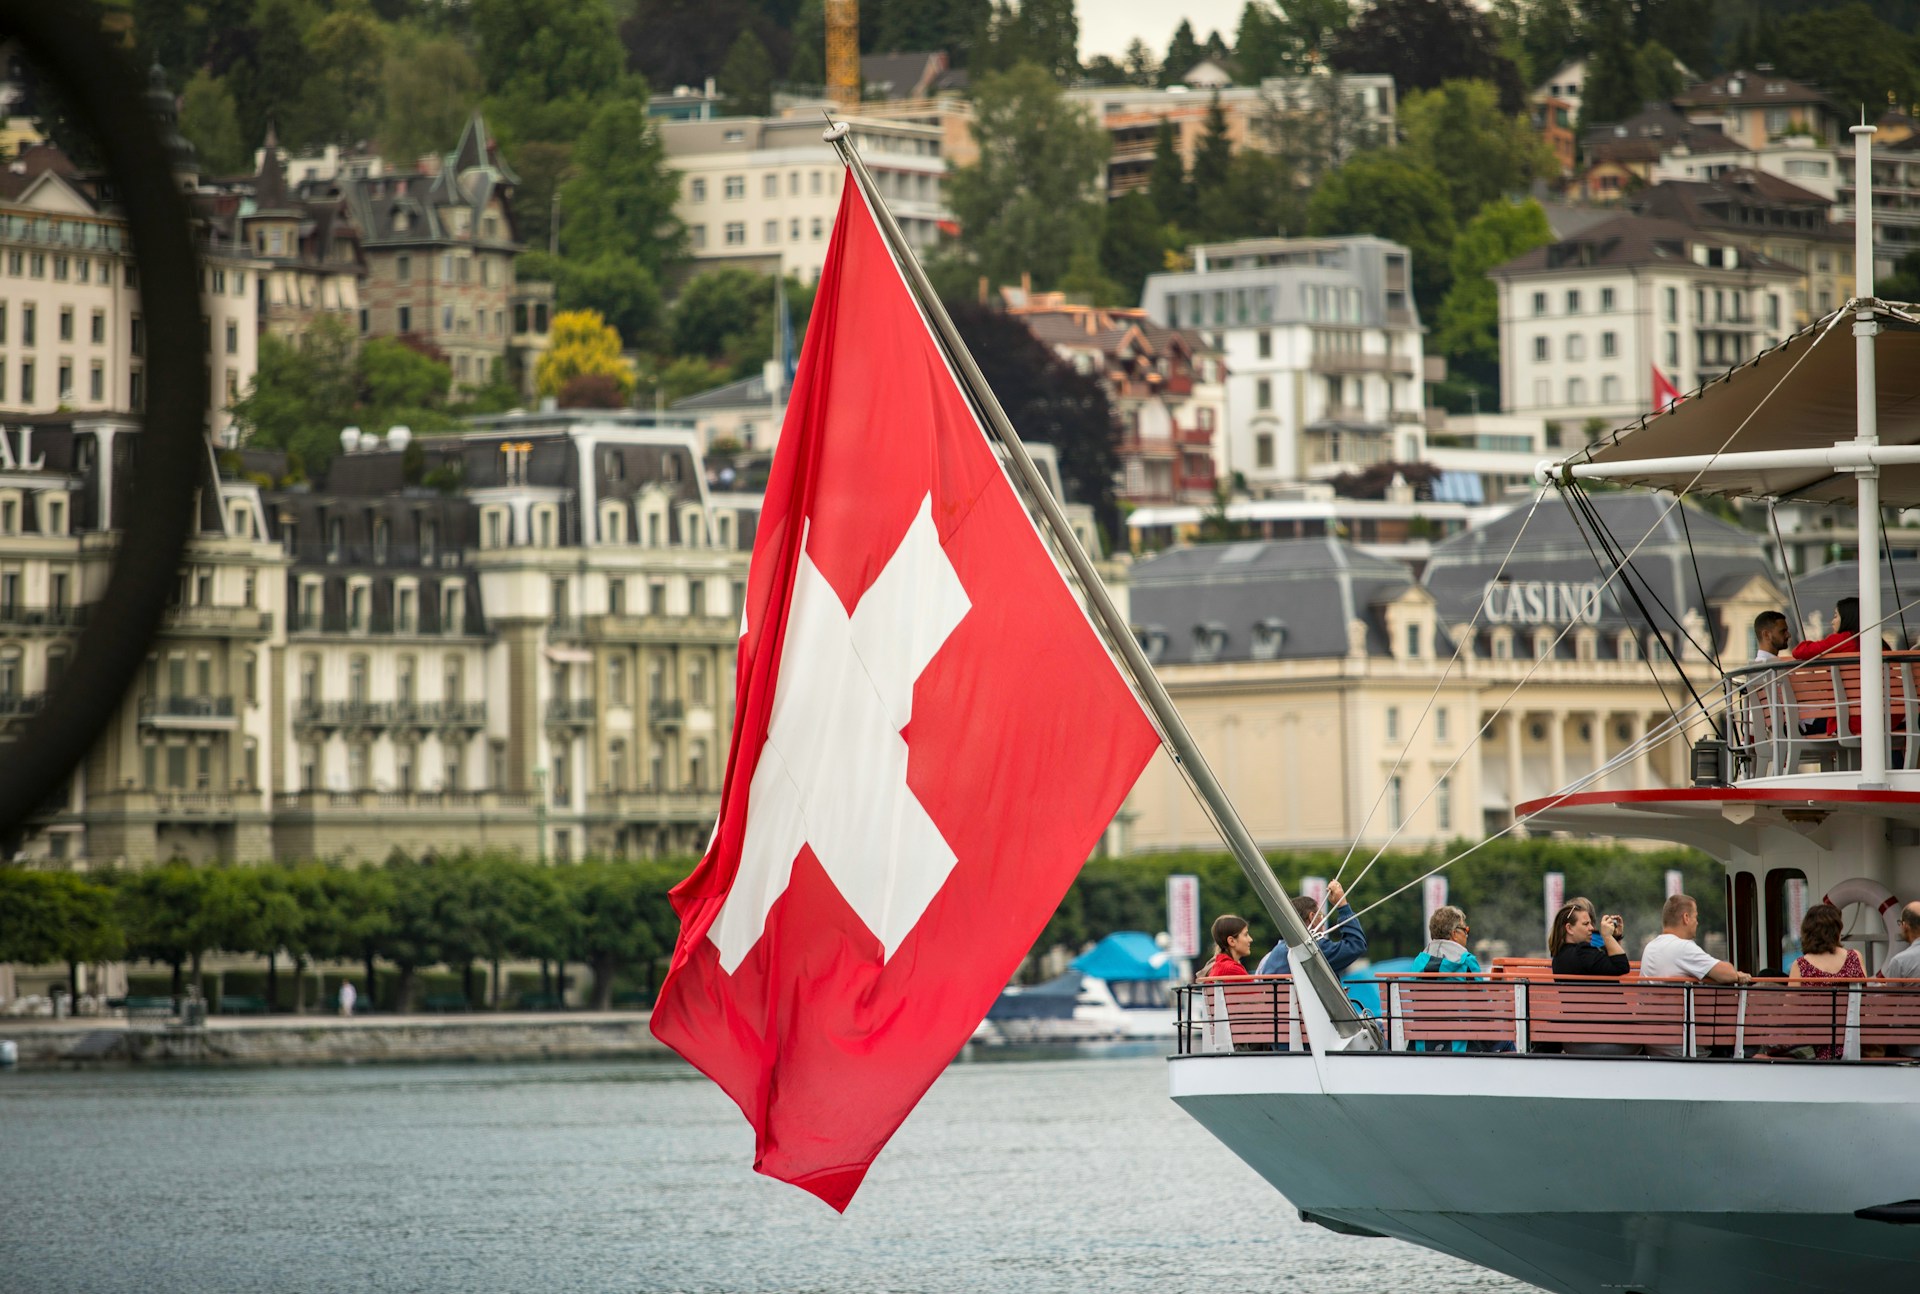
[{"left": 1077, "top": 0, "right": 1251, "bottom": 62}]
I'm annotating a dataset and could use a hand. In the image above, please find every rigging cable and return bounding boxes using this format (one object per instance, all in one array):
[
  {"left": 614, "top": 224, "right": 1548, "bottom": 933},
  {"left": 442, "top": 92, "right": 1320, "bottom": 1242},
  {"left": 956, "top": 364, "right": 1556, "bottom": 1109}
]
[
  {"left": 1565, "top": 482, "right": 1715, "bottom": 716},
  {"left": 1768, "top": 498, "right": 1804, "bottom": 630},
  {"left": 1559, "top": 481, "right": 1681, "bottom": 723},
  {"left": 1884, "top": 522, "right": 1911, "bottom": 647},
  {"left": 1326, "top": 489, "right": 1548, "bottom": 893},
  {"left": 1676, "top": 496, "right": 1723, "bottom": 671}
]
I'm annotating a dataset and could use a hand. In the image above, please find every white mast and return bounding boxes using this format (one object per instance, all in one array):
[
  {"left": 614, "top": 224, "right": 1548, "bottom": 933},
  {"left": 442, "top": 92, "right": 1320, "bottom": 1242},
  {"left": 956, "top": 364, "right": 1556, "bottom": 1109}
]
[{"left": 1852, "top": 122, "right": 1887, "bottom": 785}]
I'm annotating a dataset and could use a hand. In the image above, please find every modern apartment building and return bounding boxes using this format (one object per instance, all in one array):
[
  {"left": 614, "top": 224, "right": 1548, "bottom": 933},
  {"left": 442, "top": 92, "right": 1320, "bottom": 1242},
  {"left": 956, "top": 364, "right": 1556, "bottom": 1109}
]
[
  {"left": 1490, "top": 214, "right": 1798, "bottom": 438},
  {"left": 1140, "top": 235, "right": 1428, "bottom": 492},
  {"left": 5, "top": 411, "right": 754, "bottom": 866},
  {"left": 659, "top": 115, "right": 949, "bottom": 281},
  {"left": 1064, "top": 74, "right": 1396, "bottom": 196}
]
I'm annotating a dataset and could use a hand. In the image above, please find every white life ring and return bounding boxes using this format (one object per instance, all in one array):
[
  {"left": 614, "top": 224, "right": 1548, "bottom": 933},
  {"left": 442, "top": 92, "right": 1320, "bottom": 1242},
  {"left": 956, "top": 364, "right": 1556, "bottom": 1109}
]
[{"left": 1821, "top": 876, "right": 1905, "bottom": 955}]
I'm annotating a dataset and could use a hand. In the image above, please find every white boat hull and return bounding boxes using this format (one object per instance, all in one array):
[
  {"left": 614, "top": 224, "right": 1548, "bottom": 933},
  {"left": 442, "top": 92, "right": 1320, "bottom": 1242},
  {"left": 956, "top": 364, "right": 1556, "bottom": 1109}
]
[{"left": 1171, "top": 1052, "right": 1918, "bottom": 1293}]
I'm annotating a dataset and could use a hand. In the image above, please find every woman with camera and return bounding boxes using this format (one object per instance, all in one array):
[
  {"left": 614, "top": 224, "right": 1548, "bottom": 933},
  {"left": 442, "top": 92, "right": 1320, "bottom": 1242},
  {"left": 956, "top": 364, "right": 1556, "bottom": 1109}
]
[{"left": 1549, "top": 900, "right": 1631, "bottom": 977}]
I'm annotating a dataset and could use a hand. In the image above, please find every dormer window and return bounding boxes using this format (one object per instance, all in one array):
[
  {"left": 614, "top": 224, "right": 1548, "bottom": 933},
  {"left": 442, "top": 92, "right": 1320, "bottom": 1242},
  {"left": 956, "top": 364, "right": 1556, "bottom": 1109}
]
[
  {"left": 1251, "top": 617, "right": 1286, "bottom": 661},
  {"left": 1191, "top": 622, "right": 1229, "bottom": 663},
  {"left": 393, "top": 208, "right": 411, "bottom": 233},
  {"left": 1137, "top": 626, "right": 1169, "bottom": 664}
]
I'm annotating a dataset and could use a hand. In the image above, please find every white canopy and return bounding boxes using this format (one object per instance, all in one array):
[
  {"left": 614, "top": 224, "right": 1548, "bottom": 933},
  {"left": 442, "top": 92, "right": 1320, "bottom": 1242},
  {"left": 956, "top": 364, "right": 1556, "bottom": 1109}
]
[{"left": 1558, "top": 302, "right": 1920, "bottom": 505}]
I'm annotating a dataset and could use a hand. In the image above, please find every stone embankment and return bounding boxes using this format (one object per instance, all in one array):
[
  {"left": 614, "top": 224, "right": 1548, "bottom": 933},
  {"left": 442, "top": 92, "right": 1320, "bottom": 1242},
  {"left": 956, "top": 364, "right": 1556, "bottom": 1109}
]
[{"left": 0, "top": 1012, "right": 674, "bottom": 1068}]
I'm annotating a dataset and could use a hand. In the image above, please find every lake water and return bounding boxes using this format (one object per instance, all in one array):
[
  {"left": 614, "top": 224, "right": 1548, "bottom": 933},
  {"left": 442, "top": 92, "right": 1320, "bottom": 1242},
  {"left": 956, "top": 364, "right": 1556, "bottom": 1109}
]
[{"left": 0, "top": 1051, "right": 1529, "bottom": 1293}]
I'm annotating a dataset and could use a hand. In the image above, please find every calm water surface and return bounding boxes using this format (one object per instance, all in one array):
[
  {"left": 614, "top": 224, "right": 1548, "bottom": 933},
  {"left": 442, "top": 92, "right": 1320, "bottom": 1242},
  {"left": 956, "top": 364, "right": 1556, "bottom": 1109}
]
[{"left": 0, "top": 1052, "right": 1528, "bottom": 1293}]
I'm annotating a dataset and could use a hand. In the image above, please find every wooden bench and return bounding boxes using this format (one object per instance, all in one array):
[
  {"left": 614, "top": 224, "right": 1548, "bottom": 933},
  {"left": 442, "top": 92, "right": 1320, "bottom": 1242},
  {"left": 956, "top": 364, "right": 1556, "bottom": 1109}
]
[
  {"left": 1861, "top": 982, "right": 1920, "bottom": 1053},
  {"left": 423, "top": 993, "right": 469, "bottom": 1013},
  {"left": 217, "top": 994, "right": 269, "bottom": 1015},
  {"left": 1193, "top": 976, "right": 1297, "bottom": 1052},
  {"left": 120, "top": 995, "right": 176, "bottom": 1020},
  {"left": 1526, "top": 979, "right": 1689, "bottom": 1053},
  {"left": 1381, "top": 974, "right": 1519, "bottom": 1051}
]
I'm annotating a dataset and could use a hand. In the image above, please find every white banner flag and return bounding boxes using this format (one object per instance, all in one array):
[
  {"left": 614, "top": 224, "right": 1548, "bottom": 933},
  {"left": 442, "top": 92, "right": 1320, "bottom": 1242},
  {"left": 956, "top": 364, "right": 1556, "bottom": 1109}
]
[
  {"left": 1544, "top": 871, "right": 1565, "bottom": 941},
  {"left": 1424, "top": 876, "right": 1449, "bottom": 930},
  {"left": 1167, "top": 874, "right": 1201, "bottom": 959}
]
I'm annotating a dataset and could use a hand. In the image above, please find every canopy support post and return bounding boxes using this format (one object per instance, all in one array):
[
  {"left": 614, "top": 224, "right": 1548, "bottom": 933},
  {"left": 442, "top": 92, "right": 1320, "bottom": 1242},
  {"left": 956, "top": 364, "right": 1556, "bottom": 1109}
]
[{"left": 1853, "top": 123, "right": 1888, "bottom": 788}]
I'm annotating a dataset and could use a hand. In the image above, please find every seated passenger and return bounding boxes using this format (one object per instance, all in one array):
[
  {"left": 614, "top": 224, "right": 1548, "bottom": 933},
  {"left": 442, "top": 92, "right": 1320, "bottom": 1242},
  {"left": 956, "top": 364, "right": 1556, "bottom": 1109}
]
[
  {"left": 1752, "top": 609, "right": 1792, "bottom": 662},
  {"left": 1641, "top": 893, "right": 1750, "bottom": 1058},
  {"left": 1878, "top": 902, "right": 1920, "bottom": 1058},
  {"left": 1791, "top": 597, "right": 1864, "bottom": 662},
  {"left": 1790, "top": 902, "right": 1866, "bottom": 1060},
  {"left": 1200, "top": 915, "right": 1254, "bottom": 980},
  {"left": 1256, "top": 879, "right": 1366, "bottom": 976},
  {"left": 1409, "top": 905, "right": 1501, "bottom": 1053},
  {"left": 1550, "top": 902, "right": 1630, "bottom": 977}
]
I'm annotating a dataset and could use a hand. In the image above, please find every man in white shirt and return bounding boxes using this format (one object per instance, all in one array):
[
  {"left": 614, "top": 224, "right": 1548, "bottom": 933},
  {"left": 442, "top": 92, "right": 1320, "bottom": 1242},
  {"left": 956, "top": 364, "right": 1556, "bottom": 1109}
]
[
  {"left": 1879, "top": 903, "right": 1920, "bottom": 1056},
  {"left": 1881, "top": 902, "right": 1920, "bottom": 978},
  {"left": 1641, "top": 894, "right": 1750, "bottom": 1057},
  {"left": 1752, "top": 610, "right": 1791, "bottom": 661}
]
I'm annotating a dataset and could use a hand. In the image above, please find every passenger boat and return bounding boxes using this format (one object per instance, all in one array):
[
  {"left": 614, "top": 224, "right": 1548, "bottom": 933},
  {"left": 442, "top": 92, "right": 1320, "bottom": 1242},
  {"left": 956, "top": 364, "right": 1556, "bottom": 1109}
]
[{"left": 1166, "top": 126, "right": 1920, "bottom": 1294}]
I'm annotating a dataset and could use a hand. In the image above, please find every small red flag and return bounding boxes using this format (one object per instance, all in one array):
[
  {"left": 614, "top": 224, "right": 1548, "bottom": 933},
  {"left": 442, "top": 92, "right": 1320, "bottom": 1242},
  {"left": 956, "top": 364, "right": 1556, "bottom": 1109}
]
[
  {"left": 1652, "top": 364, "right": 1684, "bottom": 412},
  {"left": 650, "top": 173, "right": 1159, "bottom": 1210}
]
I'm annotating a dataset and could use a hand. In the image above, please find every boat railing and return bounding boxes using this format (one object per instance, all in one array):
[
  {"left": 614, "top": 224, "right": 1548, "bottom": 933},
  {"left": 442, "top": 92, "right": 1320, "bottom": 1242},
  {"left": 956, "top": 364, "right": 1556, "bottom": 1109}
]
[
  {"left": 1718, "top": 653, "right": 1920, "bottom": 780},
  {"left": 1174, "top": 974, "right": 1920, "bottom": 1060}
]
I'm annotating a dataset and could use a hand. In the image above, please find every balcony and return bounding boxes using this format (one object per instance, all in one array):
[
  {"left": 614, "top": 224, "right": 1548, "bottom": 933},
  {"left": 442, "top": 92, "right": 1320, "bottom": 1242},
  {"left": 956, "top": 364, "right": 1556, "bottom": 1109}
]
[
  {"left": 1308, "top": 352, "right": 1416, "bottom": 377},
  {"left": 1116, "top": 433, "right": 1179, "bottom": 460},
  {"left": 163, "top": 605, "right": 274, "bottom": 636},
  {"left": 290, "top": 542, "right": 467, "bottom": 570},
  {"left": 293, "top": 699, "right": 488, "bottom": 731},
  {"left": 0, "top": 604, "right": 88, "bottom": 631},
  {"left": 649, "top": 698, "right": 685, "bottom": 728},
  {"left": 273, "top": 789, "right": 533, "bottom": 813},
  {"left": 546, "top": 698, "right": 596, "bottom": 725},
  {"left": 0, "top": 693, "right": 45, "bottom": 721},
  {"left": 289, "top": 610, "right": 470, "bottom": 638},
  {"left": 138, "top": 695, "right": 238, "bottom": 729},
  {"left": 586, "top": 789, "right": 718, "bottom": 821},
  {"left": 84, "top": 790, "right": 242, "bottom": 820},
  {"left": 580, "top": 613, "right": 740, "bottom": 646}
]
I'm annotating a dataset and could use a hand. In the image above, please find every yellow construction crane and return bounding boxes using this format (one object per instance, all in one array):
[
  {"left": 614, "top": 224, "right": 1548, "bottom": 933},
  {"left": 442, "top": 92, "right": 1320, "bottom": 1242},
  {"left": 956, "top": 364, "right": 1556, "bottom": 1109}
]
[{"left": 826, "top": 0, "right": 859, "bottom": 110}]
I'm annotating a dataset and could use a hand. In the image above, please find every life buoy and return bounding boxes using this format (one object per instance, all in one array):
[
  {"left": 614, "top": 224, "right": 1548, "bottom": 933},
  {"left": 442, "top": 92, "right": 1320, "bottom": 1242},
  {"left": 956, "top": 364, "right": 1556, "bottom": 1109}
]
[{"left": 1821, "top": 876, "right": 1905, "bottom": 956}]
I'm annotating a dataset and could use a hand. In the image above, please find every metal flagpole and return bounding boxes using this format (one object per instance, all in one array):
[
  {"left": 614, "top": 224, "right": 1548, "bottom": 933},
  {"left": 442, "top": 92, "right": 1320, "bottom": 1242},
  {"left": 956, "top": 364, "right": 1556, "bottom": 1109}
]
[
  {"left": 821, "top": 121, "right": 1371, "bottom": 1046},
  {"left": 1852, "top": 122, "right": 1888, "bottom": 787}
]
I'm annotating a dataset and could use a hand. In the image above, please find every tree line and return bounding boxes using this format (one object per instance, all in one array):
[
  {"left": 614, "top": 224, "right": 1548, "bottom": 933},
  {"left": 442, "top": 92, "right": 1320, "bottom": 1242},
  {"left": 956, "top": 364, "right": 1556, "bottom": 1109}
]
[
  {"left": 0, "top": 854, "right": 691, "bottom": 1012},
  {"left": 0, "top": 838, "right": 1721, "bottom": 1011}
]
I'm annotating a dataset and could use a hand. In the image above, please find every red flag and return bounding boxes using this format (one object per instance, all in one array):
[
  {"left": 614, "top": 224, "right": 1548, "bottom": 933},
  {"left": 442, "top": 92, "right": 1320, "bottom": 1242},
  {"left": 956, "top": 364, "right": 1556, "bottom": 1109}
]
[
  {"left": 650, "top": 173, "right": 1159, "bottom": 1210},
  {"left": 1652, "top": 364, "right": 1684, "bottom": 412}
]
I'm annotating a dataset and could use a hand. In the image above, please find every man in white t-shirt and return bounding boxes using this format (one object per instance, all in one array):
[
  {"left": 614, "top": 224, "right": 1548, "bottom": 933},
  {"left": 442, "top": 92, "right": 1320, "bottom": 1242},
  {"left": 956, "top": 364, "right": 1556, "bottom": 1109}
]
[
  {"left": 1640, "top": 894, "right": 1750, "bottom": 1057},
  {"left": 1751, "top": 610, "right": 1791, "bottom": 661}
]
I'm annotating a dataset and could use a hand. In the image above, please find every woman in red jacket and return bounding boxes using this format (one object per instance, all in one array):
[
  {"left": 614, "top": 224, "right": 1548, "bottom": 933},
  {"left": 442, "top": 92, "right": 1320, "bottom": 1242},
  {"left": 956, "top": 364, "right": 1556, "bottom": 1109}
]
[{"left": 1201, "top": 914, "right": 1255, "bottom": 978}]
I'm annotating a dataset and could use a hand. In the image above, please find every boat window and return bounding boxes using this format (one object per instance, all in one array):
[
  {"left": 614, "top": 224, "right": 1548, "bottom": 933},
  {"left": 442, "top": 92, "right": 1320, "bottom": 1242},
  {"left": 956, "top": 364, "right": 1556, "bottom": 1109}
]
[
  {"left": 1731, "top": 871, "right": 1759, "bottom": 974},
  {"left": 1763, "top": 867, "right": 1808, "bottom": 972}
]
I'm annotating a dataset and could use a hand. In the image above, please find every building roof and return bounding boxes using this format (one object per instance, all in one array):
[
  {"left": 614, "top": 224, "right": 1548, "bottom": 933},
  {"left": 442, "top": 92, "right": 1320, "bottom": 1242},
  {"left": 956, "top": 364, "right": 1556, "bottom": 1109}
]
[
  {"left": 1129, "top": 537, "right": 1421, "bottom": 664},
  {"left": 1489, "top": 213, "right": 1799, "bottom": 279},
  {"left": 1421, "top": 492, "right": 1777, "bottom": 644},
  {"left": 1673, "top": 69, "right": 1836, "bottom": 111},
  {"left": 1633, "top": 171, "right": 1851, "bottom": 242},
  {"left": 858, "top": 51, "right": 962, "bottom": 101},
  {"left": 1582, "top": 102, "right": 1737, "bottom": 161}
]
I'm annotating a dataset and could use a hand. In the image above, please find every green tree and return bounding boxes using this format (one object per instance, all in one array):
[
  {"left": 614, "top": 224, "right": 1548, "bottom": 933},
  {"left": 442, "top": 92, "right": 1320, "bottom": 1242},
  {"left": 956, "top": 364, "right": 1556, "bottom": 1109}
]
[
  {"left": 536, "top": 309, "right": 634, "bottom": 400},
  {"left": 1252, "top": 70, "right": 1388, "bottom": 189},
  {"left": 1400, "top": 79, "right": 1555, "bottom": 225},
  {"left": 523, "top": 250, "right": 664, "bottom": 348},
  {"left": 229, "top": 316, "right": 358, "bottom": 472},
  {"left": 1233, "top": 1, "right": 1289, "bottom": 81},
  {"left": 1578, "top": 1, "right": 1642, "bottom": 129},
  {"left": 875, "top": 0, "right": 991, "bottom": 59},
  {"left": 1099, "top": 191, "right": 1181, "bottom": 304},
  {"left": 669, "top": 268, "right": 775, "bottom": 365},
  {"left": 1191, "top": 94, "right": 1233, "bottom": 205},
  {"left": 1306, "top": 149, "right": 1457, "bottom": 307},
  {"left": 947, "top": 63, "right": 1109, "bottom": 290},
  {"left": 178, "top": 71, "right": 248, "bottom": 175},
  {"left": 115, "top": 863, "right": 223, "bottom": 997},
  {"left": 557, "top": 98, "right": 684, "bottom": 273},
  {"left": 360, "top": 337, "right": 451, "bottom": 410},
  {"left": 1123, "top": 38, "right": 1158, "bottom": 84},
  {"left": 474, "top": 0, "right": 640, "bottom": 145},
  {"left": 1161, "top": 19, "right": 1203, "bottom": 85},
  {"left": 290, "top": 2, "right": 390, "bottom": 145},
  {"left": 227, "top": 0, "right": 320, "bottom": 148},
  {"left": 380, "top": 31, "right": 485, "bottom": 163},
  {"left": 1490, "top": 0, "right": 1581, "bottom": 87},
  {"left": 317, "top": 865, "right": 395, "bottom": 1008},
  {"left": 1434, "top": 197, "right": 1552, "bottom": 392},
  {"left": 718, "top": 29, "right": 774, "bottom": 116},
  {"left": 1147, "top": 116, "right": 1193, "bottom": 229},
  {"left": 1329, "top": 0, "right": 1526, "bottom": 111},
  {"left": 1014, "top": 0, "right": 1079, "bottom": 81},
  {"left": 506, "top": 140, "right": 572, "bottom": 257},
  {"left": 947, "top": 299, "right": 1123, "bottom": 543},
  {"left": 788, "top": 0, "right": 826, "bottom": 84},
  {"left": 1631, "top": 38, "right": 1684, "bottom": 103},
  {"left": 562, "top": 860, "right": 684, "bottom": 1007},
  {"left": 1201, "top": 149, "right": 1304, "bottom": 242},
  {"left": 1768, "top": 3, "right": 1918, "bottom": 118}
]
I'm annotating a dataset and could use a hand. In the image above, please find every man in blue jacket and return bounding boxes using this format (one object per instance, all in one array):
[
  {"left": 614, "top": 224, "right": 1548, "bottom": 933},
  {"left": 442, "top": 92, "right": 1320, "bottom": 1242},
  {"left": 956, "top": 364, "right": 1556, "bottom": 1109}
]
[{"left": 1256, "top": 879, "right": 1367, "bottom": 975}]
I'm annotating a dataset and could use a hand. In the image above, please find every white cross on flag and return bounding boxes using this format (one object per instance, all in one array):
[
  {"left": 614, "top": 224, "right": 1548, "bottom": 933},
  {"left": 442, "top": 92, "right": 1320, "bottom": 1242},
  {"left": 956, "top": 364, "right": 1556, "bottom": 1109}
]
[{"left": 651, "top": 175, "right": 1159, "bottom": 1210}]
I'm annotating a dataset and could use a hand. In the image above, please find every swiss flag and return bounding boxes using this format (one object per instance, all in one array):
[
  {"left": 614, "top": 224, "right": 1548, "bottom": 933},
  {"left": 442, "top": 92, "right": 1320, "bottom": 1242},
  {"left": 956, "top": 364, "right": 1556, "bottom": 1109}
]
[
  {"left": 650, "top": 173, "right": 1159, "bottom": 1209},
  {"left": 1652, "top": 364, "right": 1684, "bottom": 412}
]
